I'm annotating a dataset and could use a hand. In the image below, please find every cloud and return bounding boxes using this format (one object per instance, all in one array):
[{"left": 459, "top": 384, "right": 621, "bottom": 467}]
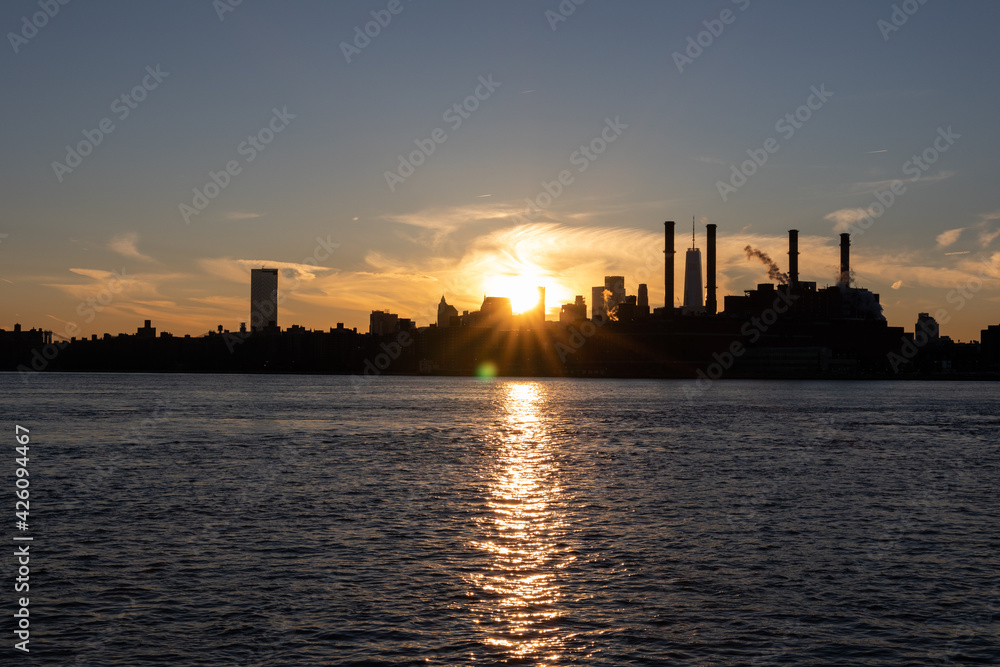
[
  {"left": 849, "top": 170, "right": 955, "bottom": 195},
  {"left": 825, "top": 208, "right": 875, "bottom": 233},
  {"left": 936, "top": 228, "right": 964, "bottom": 248},
  {"left": 974, "top": 209, "right": 1000, "bottom": 248},
  {"left": 980, "top": 228, "right": 1000, "bottom": 247},
  {"left": 198, "top": 257, "right": 335, "bottom": 285},
  {"left": 385, "top": 202, "right": 527, "bottom": 249},
  {"left": 891, "top": 280, "right": 903, "bottom": 289},
  {"left": 41, "top": 268, "right": 191, "bottom": 334},
  {"left": 224, "top": 212, "right": 263, "bottom": 221},
  {"left": 387, "top": 203, "right": 519, "bottom": 232},
  {"left": 109, "top": 232, "right": 155, "bottom": 262}
]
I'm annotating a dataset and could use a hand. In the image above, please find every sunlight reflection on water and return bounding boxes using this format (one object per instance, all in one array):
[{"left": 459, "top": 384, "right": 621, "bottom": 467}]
[{"left": 469, "top": 382, "right": 575, "bottom": 664}]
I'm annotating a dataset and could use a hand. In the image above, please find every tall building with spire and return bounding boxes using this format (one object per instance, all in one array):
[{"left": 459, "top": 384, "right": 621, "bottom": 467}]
[{"left": 683, "top": 218, "right": 704, "bottom": 311}]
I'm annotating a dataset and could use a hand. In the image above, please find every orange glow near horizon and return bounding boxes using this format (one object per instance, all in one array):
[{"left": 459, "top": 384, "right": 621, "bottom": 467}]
[{"left": 480, "top": 272, "right": 574, "bottom": 315}]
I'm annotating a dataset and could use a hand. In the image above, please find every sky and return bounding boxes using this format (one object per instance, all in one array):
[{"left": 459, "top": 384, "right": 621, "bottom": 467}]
[{"left": 2, "top": 0, "right": 999, "bottom": 341}]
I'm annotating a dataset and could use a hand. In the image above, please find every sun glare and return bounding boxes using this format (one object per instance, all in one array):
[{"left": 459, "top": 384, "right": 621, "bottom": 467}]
[{"left": 482, "top": 274, "right": 573, "bottom": 315}]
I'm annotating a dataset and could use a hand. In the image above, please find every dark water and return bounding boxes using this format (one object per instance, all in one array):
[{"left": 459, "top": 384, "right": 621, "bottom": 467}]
[{"left": 3, "top": 373, "right": 998, "bottom": 665}]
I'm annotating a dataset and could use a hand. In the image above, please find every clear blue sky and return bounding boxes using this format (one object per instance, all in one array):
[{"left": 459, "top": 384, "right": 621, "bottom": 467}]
[{"left": 2, "top": 0, "right": 999, "bottom": 340}]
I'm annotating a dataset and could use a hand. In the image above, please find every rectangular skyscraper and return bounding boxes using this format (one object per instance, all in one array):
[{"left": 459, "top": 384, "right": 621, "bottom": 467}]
[
  {"left": 250, "top": 268, "right": 279, "bottom": 333},
  {"left": 604, "top": 276, "right": 625, "bottom": 315},
  {"left": 591, "top": 286, "right": 606, "bottom": 321}
]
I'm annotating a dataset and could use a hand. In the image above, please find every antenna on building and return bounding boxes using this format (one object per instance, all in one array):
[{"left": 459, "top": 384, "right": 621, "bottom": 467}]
[{"left": 691, "top": 216, "right": 696, "bottom": 250}]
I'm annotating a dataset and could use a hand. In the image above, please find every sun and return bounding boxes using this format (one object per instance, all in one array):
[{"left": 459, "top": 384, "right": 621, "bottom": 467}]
[{"left": 483, "top": 275, "right": 546, "bottom": 314}]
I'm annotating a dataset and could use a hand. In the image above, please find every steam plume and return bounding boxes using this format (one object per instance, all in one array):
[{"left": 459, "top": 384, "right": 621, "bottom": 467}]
[{"left": 743, "top": 245, "right": 788, "bottom": 284}]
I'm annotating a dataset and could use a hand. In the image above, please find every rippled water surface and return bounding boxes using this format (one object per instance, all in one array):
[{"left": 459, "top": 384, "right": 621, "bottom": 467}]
[{"left": 4, "top": 373, "right": 999, "bottom": 665}]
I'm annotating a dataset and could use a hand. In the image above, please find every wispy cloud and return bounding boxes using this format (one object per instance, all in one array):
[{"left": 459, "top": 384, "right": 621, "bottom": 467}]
[
  {"left": 224, "top": 212, "right": 263, "bottom": 221},
  {"left": 936, "top": 228, "right": 963, "bottom": 248},
  {"left": 198, "top": 257, "right": 335, "bottom": 285},
  {"left": 386, "top": 204, "right": 518, "bottom": 232},
  {"left": 849, "top": 170, "right": 955, "bottom": 195},
  {"left": 42, "top": 268, "right": 185, "bottom": 328},
  {"left": 109, "top": 232, "right": 155, "bottom": 262},
  {"left": 975, "top": 209, "right": 1000, "bottom": 247}
]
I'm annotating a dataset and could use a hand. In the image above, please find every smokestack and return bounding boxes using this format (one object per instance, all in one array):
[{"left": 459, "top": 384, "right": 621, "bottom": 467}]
[
  {"left": 706, "top": 223, "right": 717, "bottom": 314},
  {"left": 788, "top": 229, "right": 799, "bottom": 287},
  {"left": 840, "top": 232, "right": 851, "bottom": 285},
  {"left": 664, "top": 221, "right": 675, "bottom": 309}
]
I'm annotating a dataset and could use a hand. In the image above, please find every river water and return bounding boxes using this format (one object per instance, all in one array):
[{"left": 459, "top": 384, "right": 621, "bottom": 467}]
[{"left": 4, "top": 373, "right": 998, "bottom": 665}]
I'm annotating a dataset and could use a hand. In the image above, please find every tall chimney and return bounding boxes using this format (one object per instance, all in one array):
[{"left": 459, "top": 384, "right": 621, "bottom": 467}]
[
  {"left": 664, "top": 221, "right": 675, "bottom": 309},
  {"left": 788, "top": 229, "right": 799, "bottom": 287},
  {"left": 839, "top": 232, "right": 851, "bottom": 285},
  {"left": 706, "top": 223, "right": 717, "bottom": 314}
]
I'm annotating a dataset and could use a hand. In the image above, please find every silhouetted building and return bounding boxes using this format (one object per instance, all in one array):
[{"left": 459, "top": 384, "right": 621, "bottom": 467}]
[
  {"left": 788, "top": 228, "right": 800, "bottom": 287},
  {"left": 479, "top": 296, "right": 514, "bottom": 329},
  {"left": 683, "top": 248, "right": 703, "bottom": 312},
  {"left": 560, "top": 296, "right": 587, "bottom": 323},
  {"left": 370, "top": 310, "right": 399, "bottom": 335},
  {"left": 705, "top": 223, "right": 718, "bottom": 314},
  {"left": 917, "top": 313, "right": 940, "bottom": 342},
  {"left": 591, "top": 286, "right": 606, "bottom": 321},
  {"left": 838, "top": 233, "right": 851, "bottom": 285},
  {"left": 250, "top": 268, "right": 279, "bottom": 333},
  {"left": 437, "top": 296, "right": 459, "bottom": 327},
  {"left": 532, "top": 286, "right": 546, "bottom": 325},
  {"left": 981, "top": 324, "right": 1000, "bottom": 370},
  {"left": 664, "top": 220, "right": 676, "bottom": 309},
  {"left": 137, "top": 320, "right": 156, "bottom": 338},
  {"left": 604, "top": 276, "right": 625, "bottom": 317}
]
